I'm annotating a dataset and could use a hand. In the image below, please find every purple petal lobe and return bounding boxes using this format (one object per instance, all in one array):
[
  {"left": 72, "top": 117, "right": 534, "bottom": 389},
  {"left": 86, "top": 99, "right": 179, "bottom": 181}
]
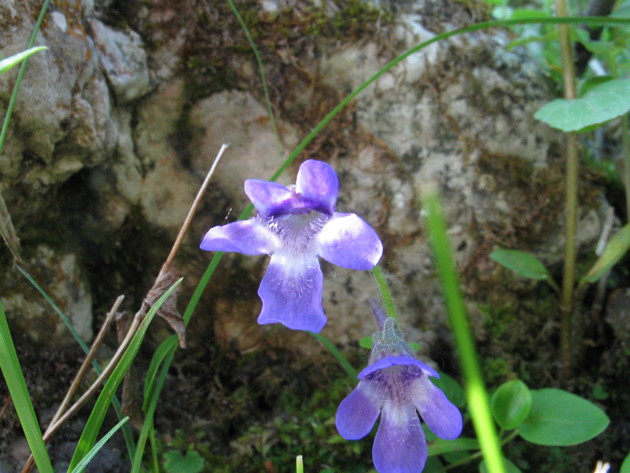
[
  {"left": 295, "top": 160, "right": 339, "bottom": 215},
  {"left": 411, "top": 376, "right": 463, "bottom": 440},
  {"left": 317, "top": 213, "right": 383, "bottom": 270},
  {"left": 257, "top": 254, "right": 327, "bottom": 332},
  {"left": 244, "top": 179, "right": 299, "bottom": 217},
  {"left": 359, "top": 355, "right": 439, "bottom": 380},
  {"left": 200, "top": 219, "right": 280, "bottom": 255},
  {"left": 373, "top": 404, "right": 427, "bottom": 473},
  {"left": 336, "top": 382, "right": 382, "bottom": 440}
]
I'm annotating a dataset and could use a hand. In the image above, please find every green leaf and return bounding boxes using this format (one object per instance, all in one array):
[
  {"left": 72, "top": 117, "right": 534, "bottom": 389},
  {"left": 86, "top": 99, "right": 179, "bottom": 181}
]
[
  {"left": 480, "top": 457, "right": 521, "bottom": 473},
  {"left": 428, "top": 437, "right": 479, "bottom": 457},
  {"left": 68, "top": 417, "right": 129, "bottom": 473},
  {"left": 0, "top": 46, "right": 47, "bottom": 74},
  {"left": 490, "top": 249, "right": 552, "bottom": 281},
  {"left": 582, "top": 223, "right": 630, "bottom": 284},
  {"left": 621, "top": 452, "right": 630, "bottom": 473},
  {"left": 431, "top": 372, "right": 466, "bottom": 408},
  {"left": 359, "top": 335, "right": 373, "bottom": 349},
  {"left": 491, "top": 380, "right": 532, "bottom": 430},
  {"left": 163, "top": 449, "right": 204, "bottom": 473},
  {"left": 519, "top": 389, "right": 610, "bottom": 446},
  {"left": 535, "top": 79, "right": 630, "bottom": 132}
]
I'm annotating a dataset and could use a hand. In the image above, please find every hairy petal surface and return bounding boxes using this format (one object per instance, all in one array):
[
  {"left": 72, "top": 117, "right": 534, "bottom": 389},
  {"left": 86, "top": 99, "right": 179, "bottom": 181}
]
[
  {"left": 373, "top": 404, "right": 427, "bottom": 473},
  {"left": 200, "top": 219, "right": 280, "bottom": 255},
  {"left": 336, "top": 382, "right": 382, "bottom": 440},
  {"left": 244, "top": 179, "right": 297, "bottom": 217},
  {"left": 411, "top": 376, "right": 463, "bottom": 440},
  {"left": 317, "top": 213, "right": 383, "bottom": 270},
  {"left": 359, "top": 355, "right": 439, "bottom": 380},
  {"left": 257, "top": 254, "right": 326, "bottom": 332},
  {"left": 295, "top": 159, "right": 339, "bottom": 215}
]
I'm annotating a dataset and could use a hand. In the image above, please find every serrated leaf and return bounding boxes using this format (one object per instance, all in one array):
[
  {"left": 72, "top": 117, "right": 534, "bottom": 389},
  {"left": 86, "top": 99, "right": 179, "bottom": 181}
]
[
  {"left": 490, "top": 249, "right": 551, "bottom": 281},
  {"left": 519, "top": 389, "right": 610, "bottom": 446},
  {"left": 582, "top": 223, "right": 630, "bottom": 284},
  {"left": 0, "top": 46, "right": 47, "bottom": 74},
  {"left": 491, "top": 380, "right": 532, "bottom": 430},
  {"left": 480, "top": 457, "right": 521, "bottom": 473},
  {"left": 163, "top": 449, "right": 204, "bottom": 473},
  {"left": 535, "top": 79, "right": 630, "bottom": 132}
]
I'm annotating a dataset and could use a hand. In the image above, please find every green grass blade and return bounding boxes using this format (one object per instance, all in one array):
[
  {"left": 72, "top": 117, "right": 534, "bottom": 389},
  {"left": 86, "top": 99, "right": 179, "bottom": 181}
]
[
  {"left": 308, "top": 332, "right": 357, "bottom": 380},
  {"left": 0, "top": 299, "right": 54, "bottom": 473},
  {"left": 422, "top": 188, "right": 505, "bottom": 473},
  {"left": 0, "top": 46, "right": 47, "bottom": 74},
  {"left": 0, "top": 0, "right": 51, "bottom": 156},
  {"left": 17, "top": 265, "right": 136, "bottom": 458},
  {"left": 68, "top": 416, "right": 129, "bottom": 473},
  {"left": 68, "top": 278, "right": 182, "bottom": 470}
]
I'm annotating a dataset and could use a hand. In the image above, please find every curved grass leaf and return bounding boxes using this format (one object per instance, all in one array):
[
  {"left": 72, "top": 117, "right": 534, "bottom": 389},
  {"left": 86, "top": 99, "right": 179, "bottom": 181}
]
[
  {"left": 519, "top": 388, "right": 609, "bottom": 446},
  {"left": 581, "top": 223, "right": 630, "bottom": 285},
  {"left": 68, "top": 278, "right": 182, "bottom": 470},
  {"left": 0, "top": 46, "right": 47, "bottom": 74},
  {"left": 491, "top": 380, "right": 532, "bottom": 430},
  {"left": 535, "top": 79, "right": 630, "bottom": 132},
  {"left": 68, "top": 416, "right": 129, "bottom": 473},
  {"left": 0, "top": 300, "right": 54, "bottom": 473}
]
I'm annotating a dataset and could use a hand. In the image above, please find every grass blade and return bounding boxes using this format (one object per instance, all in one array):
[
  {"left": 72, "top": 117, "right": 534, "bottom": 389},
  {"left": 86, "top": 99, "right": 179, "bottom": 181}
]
[
  {"left": 422, "top": 187, "right": 505, "bottom": 473},
  {"left": 68, "top": 416, "right": 129, "bottom": 473},
  {"left": 67, "top": 278, "right": 182, "bottom": 470},
  {"left": 0, "top": 300, "right": 54, "bottom": 473}
]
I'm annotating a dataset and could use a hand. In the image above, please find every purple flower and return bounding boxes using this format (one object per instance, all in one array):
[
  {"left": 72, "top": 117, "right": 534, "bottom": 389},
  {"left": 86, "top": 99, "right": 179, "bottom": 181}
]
[
  {"left": 336, "top": 303, "right": 462, "bottom": 473},
  {"left": 200, "top": 159, "right": 383, "bottom": 333}
]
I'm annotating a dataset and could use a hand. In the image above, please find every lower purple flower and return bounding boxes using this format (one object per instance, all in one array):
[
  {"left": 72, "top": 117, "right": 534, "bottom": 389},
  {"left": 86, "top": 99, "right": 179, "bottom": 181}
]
[{"left": 336, "top": 304, "right": 462, "bottom": 473}]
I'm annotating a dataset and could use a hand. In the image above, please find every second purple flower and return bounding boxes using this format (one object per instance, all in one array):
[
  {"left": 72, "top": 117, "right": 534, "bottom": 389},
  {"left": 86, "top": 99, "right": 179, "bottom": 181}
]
[{"left": 200, "top": 159, "right": 383, "bottom": 333}]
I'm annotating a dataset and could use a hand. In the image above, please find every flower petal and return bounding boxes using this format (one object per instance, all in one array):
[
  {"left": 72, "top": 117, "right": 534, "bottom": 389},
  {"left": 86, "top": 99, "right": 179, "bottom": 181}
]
[
  {"left": 244, "top": 179, "right": 299, "bottom": 217},
  {"left": 257, "top": 254, "right": 327, "bottom": 332},
  {"left": 373, "top": 403, "right": 427, "bottom": 473},
  {"left": 336, "top": 381, "right": 382, "bottom": 440},
  {"left": 359, "top": 355, "right": 440, "bottom": 380},
  {"left": 411, "top": 376, "right": 463, "bottom": 440},
  {"left": 295, "top": 160, "right": 338, "bottom": 215},
  {"left": 317, "top": 213, "right": 383, "bottom": 270},
  {"left": 200, "top": 219, "right": 280, "bottom": 255}
]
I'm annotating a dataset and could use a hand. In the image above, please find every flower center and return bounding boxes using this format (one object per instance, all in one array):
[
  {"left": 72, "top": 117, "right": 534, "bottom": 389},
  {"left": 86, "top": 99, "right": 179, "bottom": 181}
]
[{"left": 265, "top": 210, "right": 328, "bottom": 255}]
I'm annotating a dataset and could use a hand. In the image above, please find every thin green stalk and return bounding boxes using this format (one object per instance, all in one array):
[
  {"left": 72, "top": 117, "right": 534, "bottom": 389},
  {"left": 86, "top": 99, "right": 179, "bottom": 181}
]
[
  {"left": 0, "top": 0, "right": 51, "bottom": 155},
  {"left": 0, "top": 300, "right": 54, "bottom": 473},
  {"left": 622, "top": 115, "right": 630, "bottom": 223},
  {"left": 372, "top": 265, "right": 399, "bottom": 320},
  {"left": 555, "top": 0, "right": 579, "bottom": 379},
  {"left": 227, "top": 0, "right": 282, "bottom": 149},
  {"left": 308, "top": 332, "right": 357, "bottom": 380},
  {"left": 423, "top": 188, "right": 505, "bottom": 473}
]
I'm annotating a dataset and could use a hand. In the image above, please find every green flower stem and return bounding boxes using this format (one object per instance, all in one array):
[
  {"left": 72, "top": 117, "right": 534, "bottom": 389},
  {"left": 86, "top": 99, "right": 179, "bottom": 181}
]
[
  {"left": 372, "top": 265, "right": 399, "bottom": 320},
  {"left": 555, "top": 0, "right": 579, "bottom": 379},
  {"left": 423, "top": 188, "right": 505, "bottom": 473}
]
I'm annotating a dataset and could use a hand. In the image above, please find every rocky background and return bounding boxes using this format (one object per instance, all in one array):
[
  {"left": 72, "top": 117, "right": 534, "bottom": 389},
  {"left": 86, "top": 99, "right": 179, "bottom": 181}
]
[{"left": 1, "top": 0, "right": 627, "bottom": 472}]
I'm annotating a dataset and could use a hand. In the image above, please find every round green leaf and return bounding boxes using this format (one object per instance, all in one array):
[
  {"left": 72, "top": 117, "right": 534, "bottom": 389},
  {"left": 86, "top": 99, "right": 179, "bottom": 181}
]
[
  {"left": 519, "top": 389, "right": 610, "bottom": 446},
  {"left": 621, "top": 452, "right": 630, "bottom": 473},
  {"left": 490, "top": 249, "right": 551, "bottom": 281},
  {"left": 534, "top": 79, "right": 630, "bottom": 132},
  {"left": 491, "top": 380, "right": 532, "bottom": 430}
]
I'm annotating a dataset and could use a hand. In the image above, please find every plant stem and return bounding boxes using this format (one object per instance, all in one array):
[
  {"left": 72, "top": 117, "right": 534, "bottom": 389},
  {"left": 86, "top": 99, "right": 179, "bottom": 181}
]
[
  {"left": 555, "top": 0, "right": 579, "bottom": 379},
  {"left": 622, "top": 114, "right": 630, "bottom": 223}
]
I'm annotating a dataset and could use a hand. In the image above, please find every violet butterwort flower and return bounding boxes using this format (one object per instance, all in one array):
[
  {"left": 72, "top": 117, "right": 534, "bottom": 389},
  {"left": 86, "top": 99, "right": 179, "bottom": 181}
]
[
  {"left": 200, "top": 159, "right": 383, "bottom": 333},
  {"left": 336, "top": 302, "right": 462, "bottom": 473}
]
